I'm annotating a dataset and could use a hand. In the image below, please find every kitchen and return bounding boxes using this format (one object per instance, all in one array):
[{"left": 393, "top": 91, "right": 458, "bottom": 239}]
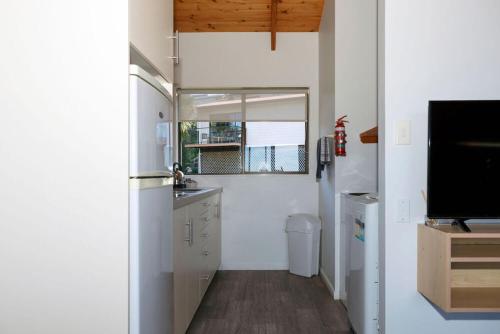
[
  {"left": 128, "top": 0, "right": 349, "bottom": 332},
  {"left": 10, "top": 0, "right": 500, "bottom": 334},
  {"left": 129, "top": 9, "right": 342, "bottom": 331}
]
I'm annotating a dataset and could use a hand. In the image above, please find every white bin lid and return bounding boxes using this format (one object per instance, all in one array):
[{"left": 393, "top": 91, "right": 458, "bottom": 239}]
[{"left": 286, "top": 214, "right": 321, "bottom": 233}]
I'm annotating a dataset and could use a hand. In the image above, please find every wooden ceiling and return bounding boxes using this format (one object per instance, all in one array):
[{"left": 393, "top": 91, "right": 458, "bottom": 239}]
[{"left": 174, "top": 0, "right": 325, "bottom": 33}]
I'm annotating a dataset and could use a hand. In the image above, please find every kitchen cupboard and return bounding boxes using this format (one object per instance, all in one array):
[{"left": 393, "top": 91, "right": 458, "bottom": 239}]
[
  {"left": 129, "top": 0, "right": 175, "bottom": 83},
  {"left": 173, "top": 193, "right": 221, "bottom": 334}
]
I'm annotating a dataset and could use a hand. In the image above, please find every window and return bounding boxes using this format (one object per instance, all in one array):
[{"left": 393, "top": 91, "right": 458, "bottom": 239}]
[{"left": 178, "top": 89, "right": 308, "bottom": 175}]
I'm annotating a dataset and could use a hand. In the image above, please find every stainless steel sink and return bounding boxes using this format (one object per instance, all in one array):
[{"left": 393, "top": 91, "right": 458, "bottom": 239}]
[
  {"left": 177, "top": 188, "right": 206, "bottom": 193},
  {"left": 173, "top": 188, "right": 208, "bottom": 198},
  {"left": 174, "top": 192, "right": 188, "bottom": 198},
  {"left": 173, "top": 187, "right": 219, "bottom": 209}
]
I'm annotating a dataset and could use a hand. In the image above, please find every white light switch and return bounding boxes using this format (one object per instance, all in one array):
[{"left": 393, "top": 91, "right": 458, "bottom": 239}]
[
  {"left": 395, "top": 120, "right": 411, "bottom": 145},
  {"left": 396, "top": 199, "right": 410, "bottom": 223}
]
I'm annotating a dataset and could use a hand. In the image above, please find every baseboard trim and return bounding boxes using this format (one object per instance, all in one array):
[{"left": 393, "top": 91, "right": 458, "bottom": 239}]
[
  {"left": 221, "top": 262, "right": 289, "bottom": 270},
  {"left": 320, "top": 268, "right": 337, "bottom": 299}
]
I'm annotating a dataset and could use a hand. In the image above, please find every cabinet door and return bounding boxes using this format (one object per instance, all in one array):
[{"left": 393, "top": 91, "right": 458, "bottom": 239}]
[
  {"left": 199, "top": 239, "right": 211, "bottom": 299},
  {"left": 196, "top": 205, "right": 211, "bottom": 299},
  {"left": 173, "top": 207, "right": 188, "bottom": 334},
  {"left": 200, "top": 194, "right": 221, "bottom": 292},
  {"left": 185, "top": 206, "right": 203, "bottom": 323},
  {"left": 129, "top": 0, "right": 174, "bottom": 83},
  {"left": 210, "top": 194, "right": 222, "bottom": 274}
]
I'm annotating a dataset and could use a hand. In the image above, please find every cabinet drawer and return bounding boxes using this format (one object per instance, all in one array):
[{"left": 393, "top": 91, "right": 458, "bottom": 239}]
[
  {"left": 208, "top": 226, "right": 221, "bottom": 271},
  {"left": 199, "top": 237, "right": 217, "bottom": 273},
  {"left": 198, "top": 214, "right": 213, "bottom": 232},
  {"left": 192, "top": 213, "right": 210, "bottom": 240},
  {"left": 206, "top": 214, "right": 219, "bottom": 232},
  {"left": 197, "top": 237, "right": 210, "bottom": 263},
  {"left": 199, "top": 223, "right": 217, "bottom": 249},
  {"left": 210, "top": 196, "right": 220, "bottom": 219},
  {"left": 191, "top": 200, "right": 212, "bottom": 216},
  {"left": 190, "top": 211, "right": 210, "bottom": 238},
  {"left": 199, "top": 263, "right": 211, "bottom": 299},
  {"left": 199, "top": 228, "right": 211, "bottom": 244}
]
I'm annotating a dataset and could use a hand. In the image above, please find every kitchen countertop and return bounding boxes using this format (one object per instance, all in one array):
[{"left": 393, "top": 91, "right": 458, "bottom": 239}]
[{"left": 173, "top": 187, "right": 222, "bottom": 210}]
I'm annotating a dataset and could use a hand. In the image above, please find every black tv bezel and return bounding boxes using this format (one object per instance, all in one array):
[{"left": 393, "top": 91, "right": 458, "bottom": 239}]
[{"left": 427, "top": 100, "right": 500, "bottom": 220}]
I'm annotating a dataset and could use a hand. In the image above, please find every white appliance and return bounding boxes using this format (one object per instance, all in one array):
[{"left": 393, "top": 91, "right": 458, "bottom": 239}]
[
  {"left": 345, "top": 193, "right": 379, "bottom": 334},
  {"left": 129, "top": 65, "right": 174, "bottom": 334},
  {"left": 340, "top": 192, "right": 368, "bottom": 305}
]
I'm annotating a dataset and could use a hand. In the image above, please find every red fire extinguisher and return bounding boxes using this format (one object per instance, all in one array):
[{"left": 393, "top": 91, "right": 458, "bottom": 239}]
[{"left": 335, "top": 115, "right": 348, "bottom": 156}]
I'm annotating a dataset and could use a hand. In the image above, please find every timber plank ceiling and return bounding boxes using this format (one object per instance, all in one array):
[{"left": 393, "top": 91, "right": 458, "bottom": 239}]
[{"left": 174, "top": 0, "right": 325, "bottom": 32}]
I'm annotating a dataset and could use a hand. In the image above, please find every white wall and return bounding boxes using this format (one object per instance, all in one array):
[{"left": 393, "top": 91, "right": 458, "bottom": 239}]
[
  {"left": 176, "top": 32, "right": 319, "bottom": 269},
  {"left": 334, "top": 0, "right": 378, "bottom": 295},
  {"left": 318, "top": 0, "right": 336, "bottom": 294},
  {"left": 0, "top": 2, "right": 129, "bottom": 333},
  {"left": 334, "top": 0, "right": 378, "bottom": 194},
  {"left": 380, "top": 0, "right": 500, "bottom": 332}
]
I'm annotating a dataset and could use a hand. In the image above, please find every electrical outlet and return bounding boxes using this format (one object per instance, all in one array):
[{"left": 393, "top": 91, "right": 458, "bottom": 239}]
[
  {"left": 395, "top": 120, "right": 411, "bottom": 145},
  {"left": 396, "top": 199, "right": 410, "bottom": 223}
]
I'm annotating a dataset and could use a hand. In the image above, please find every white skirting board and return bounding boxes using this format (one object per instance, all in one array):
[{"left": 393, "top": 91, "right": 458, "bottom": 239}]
[
  {"left": 220, "top": 262, "right": 289, "bottom": 270},
  {"left": 320, "top": 268, "right": 338, "bottom": 299}
]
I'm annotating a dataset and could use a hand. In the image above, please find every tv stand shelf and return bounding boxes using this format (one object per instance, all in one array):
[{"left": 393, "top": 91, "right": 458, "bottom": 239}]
[{"left": 418, "top": 224, "right": 500, "bottom": 313}]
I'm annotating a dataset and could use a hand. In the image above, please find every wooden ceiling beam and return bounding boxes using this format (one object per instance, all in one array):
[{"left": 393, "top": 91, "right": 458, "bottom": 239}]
[{"left": 271, "top": 0, "right": 278, "bottom": 50}]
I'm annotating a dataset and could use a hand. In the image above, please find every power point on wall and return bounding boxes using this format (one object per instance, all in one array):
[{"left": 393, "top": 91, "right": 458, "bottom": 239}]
[
  {"left": 396, "top": 199, "right": 410, "bottom": 223},
  {"left": 395, "top": 120, "right": 411, "bottom": 145}
]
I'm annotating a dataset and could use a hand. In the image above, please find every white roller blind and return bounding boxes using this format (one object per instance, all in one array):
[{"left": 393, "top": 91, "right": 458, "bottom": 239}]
[
  {"left": 179, "top": 90, "right": 307, "bottom": 122},
  {"left": 179, "top": 93, "right": 242, "bottom": 121},
  {"left": 245, "top": 93, "right": 307, "bottom": 121}
]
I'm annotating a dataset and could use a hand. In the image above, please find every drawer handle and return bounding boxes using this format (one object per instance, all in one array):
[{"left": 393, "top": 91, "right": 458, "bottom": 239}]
[
  {"left": 200, "top": 274, "right": 210, "bottom": 280},
  {"left": 202, "top": 202, "right": 211, "bottom": 207},
  {"left": 201, "top": 233, "right": 209, "bottom": 238},
  {"left": 184, "top": 219, "right": 193, "bottom": 245},
  {"left": 204, "top": 217, "right": 210, "bottom": 222},
  {"left": 202, "top": 251, "right": 209, "bottom": 256}
]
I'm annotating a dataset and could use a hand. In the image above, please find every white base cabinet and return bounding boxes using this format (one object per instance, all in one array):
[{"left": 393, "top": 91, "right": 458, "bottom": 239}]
[{"left": 174, "top": 193, "right": 221, "bottom": 334}]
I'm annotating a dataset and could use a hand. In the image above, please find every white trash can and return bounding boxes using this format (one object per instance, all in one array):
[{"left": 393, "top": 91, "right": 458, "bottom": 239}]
[{"left": 286, "top": 214, "right": 321, "bottom": 277}]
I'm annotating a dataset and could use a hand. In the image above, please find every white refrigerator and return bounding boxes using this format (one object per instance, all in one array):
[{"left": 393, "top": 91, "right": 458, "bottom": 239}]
[{"left": 129, "top": 65, "right": 174, "bottom": 334}]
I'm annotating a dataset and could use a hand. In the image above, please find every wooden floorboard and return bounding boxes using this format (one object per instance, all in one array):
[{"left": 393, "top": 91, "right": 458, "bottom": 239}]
[{"left": 187, "top": 270, "right": 353, "bottom": 334}]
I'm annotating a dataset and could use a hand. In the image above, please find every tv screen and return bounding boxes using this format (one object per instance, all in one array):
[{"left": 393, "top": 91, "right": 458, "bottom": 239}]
[{"left": 428, "top": 100, "right": 500, "bottom": 219}]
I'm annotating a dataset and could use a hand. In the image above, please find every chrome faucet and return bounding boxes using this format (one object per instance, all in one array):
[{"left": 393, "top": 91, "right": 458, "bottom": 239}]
[{"left": 173, "top": 162, "right": 186, "bottom": 188}]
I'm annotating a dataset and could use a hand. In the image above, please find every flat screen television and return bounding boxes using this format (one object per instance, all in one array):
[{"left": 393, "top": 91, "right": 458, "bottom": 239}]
[{"left": 427, "top": 100, "right": 500, "bottom": 228}]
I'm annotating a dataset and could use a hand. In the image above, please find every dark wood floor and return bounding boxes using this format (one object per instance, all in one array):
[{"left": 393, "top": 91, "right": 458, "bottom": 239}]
[{"left": 187, "top": 270, "right": 353, "bottom": 334}]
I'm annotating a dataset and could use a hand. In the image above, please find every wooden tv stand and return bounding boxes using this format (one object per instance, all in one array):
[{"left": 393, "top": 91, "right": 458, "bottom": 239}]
[{"left": 418, "top": 224, "right": 500, "bottom": 313}]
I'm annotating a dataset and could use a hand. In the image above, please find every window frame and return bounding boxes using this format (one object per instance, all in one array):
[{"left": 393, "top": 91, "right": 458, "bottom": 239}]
[{"left": 177, "top": 88, "right": 309, "bottom": 175}]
